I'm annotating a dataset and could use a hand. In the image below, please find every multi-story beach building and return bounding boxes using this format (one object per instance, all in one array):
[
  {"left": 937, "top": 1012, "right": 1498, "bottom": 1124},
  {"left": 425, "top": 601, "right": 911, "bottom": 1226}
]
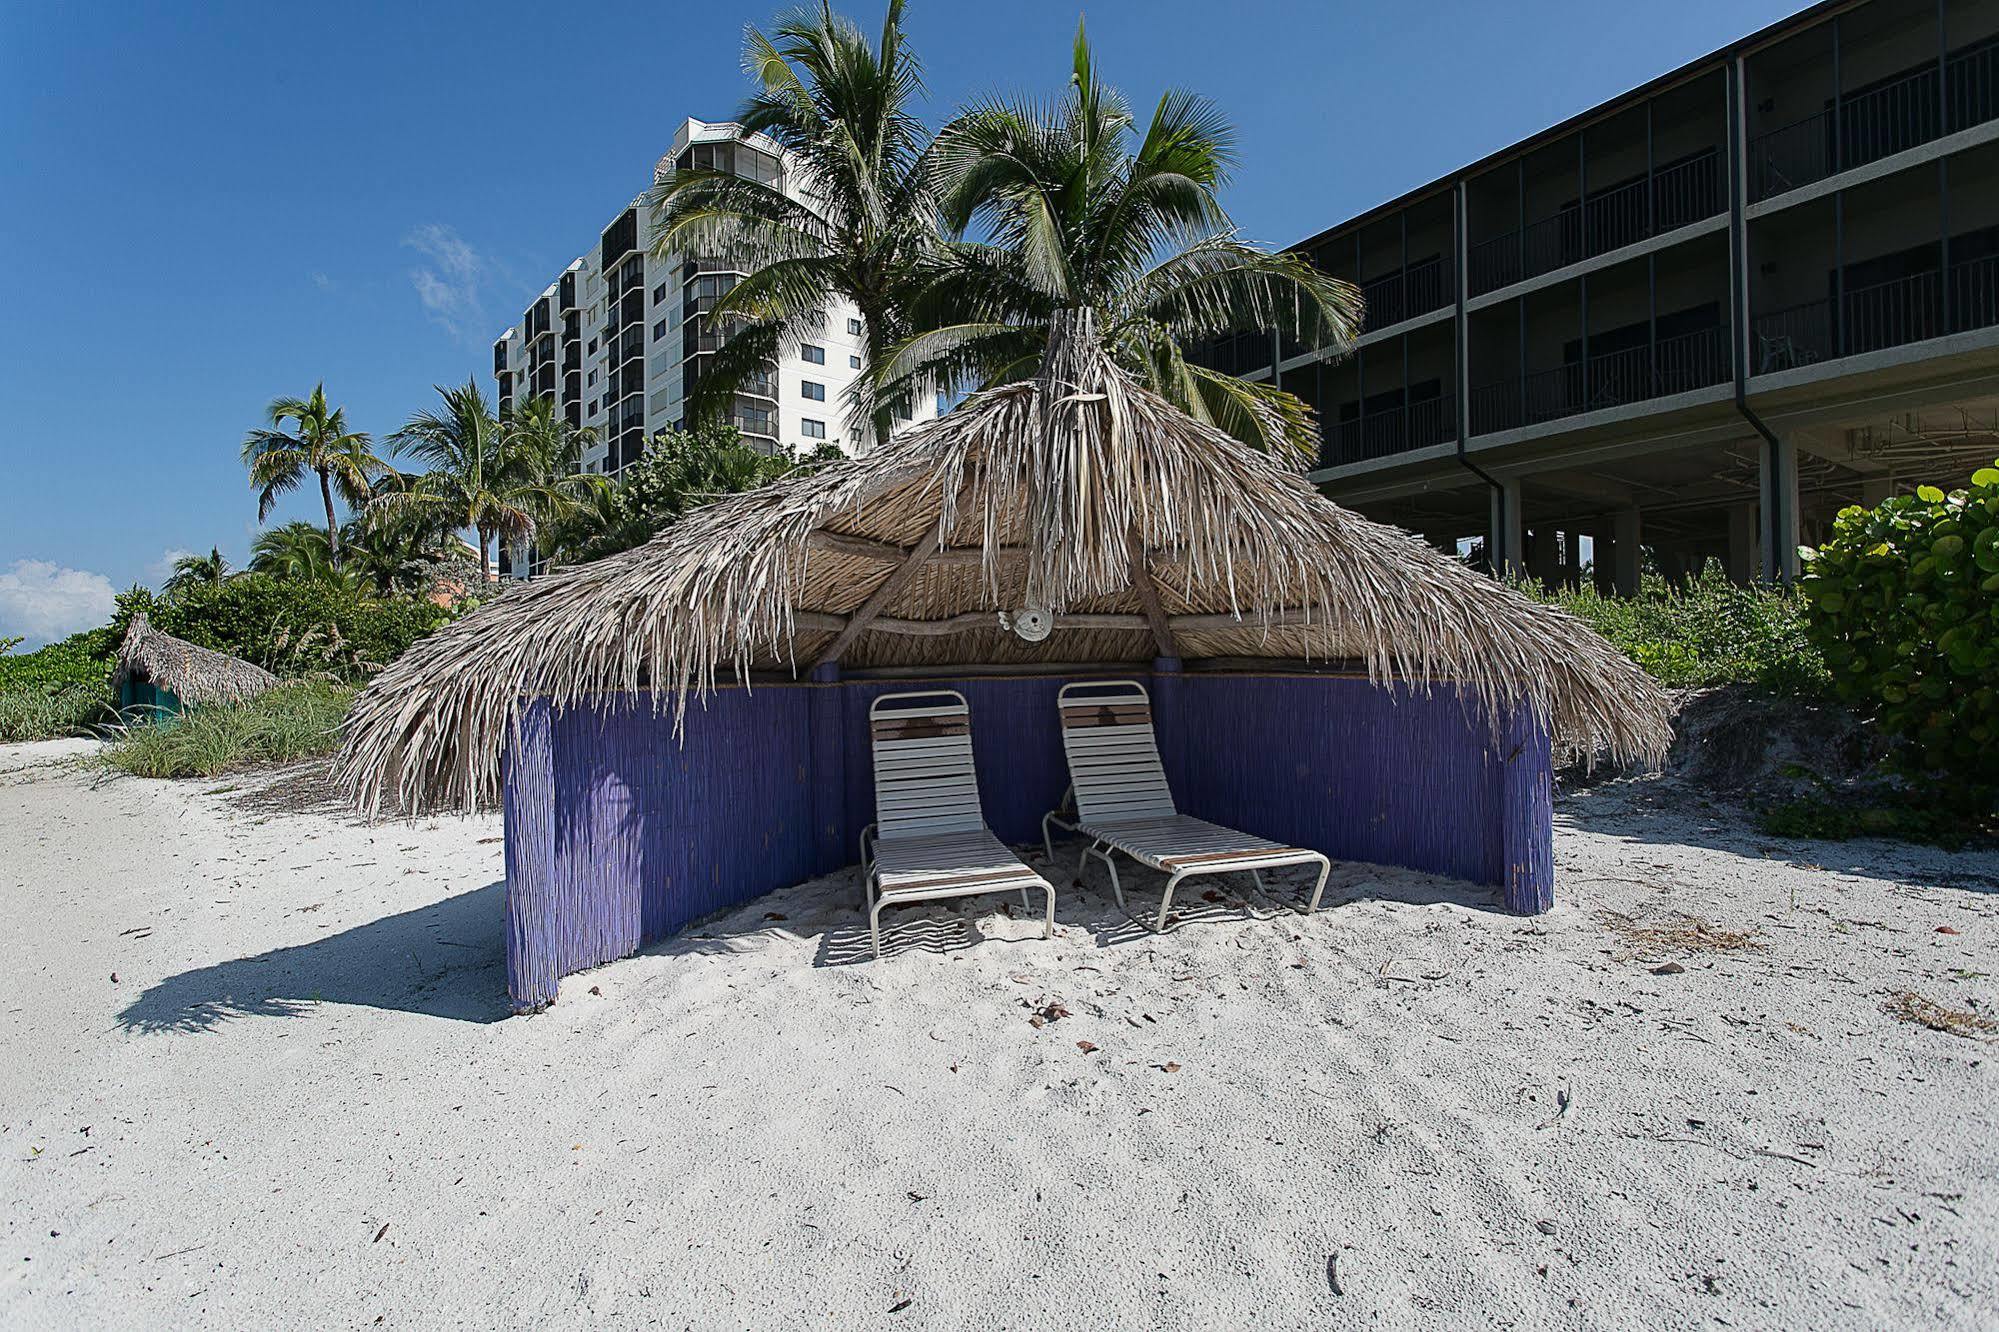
[{"left": 1198, "top": 0, "right": 1999, "bottom": 589}]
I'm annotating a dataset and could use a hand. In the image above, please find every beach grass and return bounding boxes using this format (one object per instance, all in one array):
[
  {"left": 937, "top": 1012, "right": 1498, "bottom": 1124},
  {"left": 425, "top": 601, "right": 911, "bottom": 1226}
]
[{"left": 102, "top": 680, "right": 355, "bottom": 779}]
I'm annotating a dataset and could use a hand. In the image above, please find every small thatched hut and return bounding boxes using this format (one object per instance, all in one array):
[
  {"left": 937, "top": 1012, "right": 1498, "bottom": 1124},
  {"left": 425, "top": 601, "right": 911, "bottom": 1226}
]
[
  {"left": 341, "top": 313, "right": 1671, "bottom": 1010},
  {"left": 115, "top": 613, "right": 278, "bottom": 716}
]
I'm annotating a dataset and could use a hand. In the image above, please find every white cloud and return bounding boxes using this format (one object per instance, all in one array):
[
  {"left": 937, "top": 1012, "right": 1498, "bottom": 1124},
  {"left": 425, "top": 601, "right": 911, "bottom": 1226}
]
[
  {"left": 0, "top": 560, "right": 117, "bottom": 647},
  {"left": 403, "top": 223, "right": 487, "bottom": 340},
  {"left": 149, "top": 548, "right": 194, "bottom": 581},
  {"left": 311, "top": 271, "right": 335, "bottom": 292}
]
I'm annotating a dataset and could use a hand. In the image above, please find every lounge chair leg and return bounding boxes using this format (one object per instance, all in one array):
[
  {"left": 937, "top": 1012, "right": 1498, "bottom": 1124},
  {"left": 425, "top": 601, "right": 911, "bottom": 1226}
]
[
  {"left": 1156, "top": 869, "right": 1189, "bottom": 933},
  {"left": 1041, "top": 812, "right": 1057, "bottom": 864},
  {"left": 1099, "top": 848, "right": 1126, "bottom": 915},
  {"left": 869, "top": 900, "right": 885, "bottom": 959},
  {"left": 1301, "top": 856, "right": 1331, "bottom": 916},
  {"left": 1250, "top": 868, "right": 1266, "bottom": 894},
  {"left": 1041, "top": 884, "right": 1055, "bottom": 939}
]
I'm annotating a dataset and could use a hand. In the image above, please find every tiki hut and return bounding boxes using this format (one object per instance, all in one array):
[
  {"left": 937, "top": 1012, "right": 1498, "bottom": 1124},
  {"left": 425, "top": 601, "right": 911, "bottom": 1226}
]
[
  {"left": 114, "top": 613, "right": 278, "bottom": 716},
  {"left": 340, "top": 312, "right": 1671, "bottom": 1010}
]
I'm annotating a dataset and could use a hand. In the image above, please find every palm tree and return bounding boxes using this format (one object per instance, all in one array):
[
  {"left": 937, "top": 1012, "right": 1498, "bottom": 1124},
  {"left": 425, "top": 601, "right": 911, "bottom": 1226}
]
[
  {"left": 648, "top": 0, "right": 937, "bottom": 442},
  {"left": 248, "top": 521, "right": 340, "bottom": 582},
  {"left": 379, "top": 382, "right": 601, "bottom": 582},
  {"left": 881, "top": 23, "right": 1363, "bottom": 464},
  {"left": 164, "top": 547, "right": 231, "bottom": 596},
  {"left": 241, "top": 384, "right": 390, "bottom": 568}
]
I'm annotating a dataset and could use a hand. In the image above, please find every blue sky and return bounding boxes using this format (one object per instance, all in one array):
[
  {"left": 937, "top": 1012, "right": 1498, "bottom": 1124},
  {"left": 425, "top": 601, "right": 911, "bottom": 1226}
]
[{"left": 0, "top": 0, "right": 1802, "bottom": 646}]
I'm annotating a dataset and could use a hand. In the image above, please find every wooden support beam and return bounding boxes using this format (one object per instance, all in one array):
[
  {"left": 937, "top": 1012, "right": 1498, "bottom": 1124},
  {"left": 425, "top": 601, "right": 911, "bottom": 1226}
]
[
  {"left": 1126, "top": 534, "right": 1177, "bottom": 658},
  {"left": 794, "top": 607, "right": 1318, "bottom": 643},
  {"left": 811, "top": 517, "right": 946, "bottom": 668},
  {"left": 806, "top": 528, "right": 1025, "bottom": 566}
]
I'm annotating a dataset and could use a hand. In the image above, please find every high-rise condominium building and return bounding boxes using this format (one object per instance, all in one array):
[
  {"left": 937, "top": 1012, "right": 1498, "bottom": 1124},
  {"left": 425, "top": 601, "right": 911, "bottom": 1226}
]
[{"left": 492, "top": 118, "right": 934, "bottom": 483}]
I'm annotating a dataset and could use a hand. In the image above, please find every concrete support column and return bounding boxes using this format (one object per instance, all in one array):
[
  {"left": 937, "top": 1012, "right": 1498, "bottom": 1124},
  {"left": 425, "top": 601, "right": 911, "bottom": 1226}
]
[
  {"left": 1612, "top": 507, "right": 1642, "bottom": 596},
  {"left": 1488, "top": 477, "right": 1523, "bottom": 579},
  {"left": 1592, "top": 524, "right": 1617, "bottom": 595},
  {"left": 1758, "top": 434, "right": 1801, "bottom": 584},
  {"left": 1725, "top": 503, "right": 1757, "bottom": 584},
  {"left": 1525, "top": 527, "right": 1558, "bottom": 587}
]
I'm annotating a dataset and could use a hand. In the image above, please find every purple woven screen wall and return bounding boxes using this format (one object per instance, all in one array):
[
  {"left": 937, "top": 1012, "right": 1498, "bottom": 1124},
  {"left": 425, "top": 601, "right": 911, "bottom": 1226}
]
[{"left": 502, "top": 670, "right": 1554, "bottom": 1010}]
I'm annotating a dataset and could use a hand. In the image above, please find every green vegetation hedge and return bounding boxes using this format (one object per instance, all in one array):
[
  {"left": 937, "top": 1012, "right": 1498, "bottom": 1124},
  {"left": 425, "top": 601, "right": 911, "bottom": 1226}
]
[
  {"left": 1530, "top": 564, "right": 1825, "bottom": 693},
  {"left": 0, "top": 629, "right": 118, "bottom": 741},
  {"left": 103, "top": 680, "right": 356, "bottom": 779},
  {"left": 114, "top": 577, "right": 453, "bottom": 681},
  {"left": 1801, "top": 463, "right": 1999, "bottom": 805}
]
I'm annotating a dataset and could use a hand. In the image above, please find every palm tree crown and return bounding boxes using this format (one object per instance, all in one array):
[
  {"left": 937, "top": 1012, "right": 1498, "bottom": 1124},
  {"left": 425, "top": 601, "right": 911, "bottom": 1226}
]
[
  {"left": 883, "top": 22, "right": 1363, "bottom": 464},
  {"left": 648, "top": 0, "right": 936, "bottom": 442},
  {"left": 379, "top": 382, "right": 601, "bottom": 582},
  {"left": 240, "top": 384, "right": 390, "bottom": 568}
]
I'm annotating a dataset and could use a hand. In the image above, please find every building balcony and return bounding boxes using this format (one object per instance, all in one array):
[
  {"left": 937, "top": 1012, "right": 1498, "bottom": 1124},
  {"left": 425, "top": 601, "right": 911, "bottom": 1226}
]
[
  {"left": 1359, "top": 256, "right": 1453, "bottom": 331},
  {"left": 1752, "top": 254, "right": 1999, "bottom": 371},
  {"left": 1468, "top": 149, "right": 1723, "bottom": 296},
  {"left": 1469, "top": 322, "right": 1731, "bottom": 436},
  {"left": 1751, "top": 41, "right": 1999, "bottom": 202},
  {"left": 1319, "top": 393, "right": 1457, "bottom": 469}
]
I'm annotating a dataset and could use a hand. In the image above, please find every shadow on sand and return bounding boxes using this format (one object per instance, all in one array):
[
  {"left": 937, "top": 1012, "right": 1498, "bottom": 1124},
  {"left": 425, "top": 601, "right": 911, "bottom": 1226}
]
[{"left": 116, "top": 881, "right": 511, "bottom": 1033}]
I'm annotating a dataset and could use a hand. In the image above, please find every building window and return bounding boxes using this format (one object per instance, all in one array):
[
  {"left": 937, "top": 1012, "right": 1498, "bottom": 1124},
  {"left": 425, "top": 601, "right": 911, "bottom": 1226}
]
[
  {"left": 654, "top": 320, "right": 669, "bottom": 341},
  {"left": 801, "top": 343, "right": 825, "bottom": 365},
  {"left": 587, "top": 339, "right": 597, "bottom": 354},
  {"left": 849, "top": 354, "right": 862, "bottom": 369},
  {"left": 653, "top": 282, "right": 669, "bottom": 303},
  {"left": 801, "top": 418, "right": 827, "bottom": 439},
  {"left": 847, "top": 317, "right": 863, "bottom": 335},
  {"left": 801, "top": 379, "right": 826, "bottom": 401},
  {"left": 588, "top": 400, "right": 597, "bottom": 414},
  {"left": 587, "top": 370, "right": 596, "bottom": 385}
]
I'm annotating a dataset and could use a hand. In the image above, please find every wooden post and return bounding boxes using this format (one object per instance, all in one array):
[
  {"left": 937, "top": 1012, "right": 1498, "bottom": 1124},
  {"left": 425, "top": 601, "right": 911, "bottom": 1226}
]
[{"left": 1127, "top": 533, "right": 1178, "bottom": 659}]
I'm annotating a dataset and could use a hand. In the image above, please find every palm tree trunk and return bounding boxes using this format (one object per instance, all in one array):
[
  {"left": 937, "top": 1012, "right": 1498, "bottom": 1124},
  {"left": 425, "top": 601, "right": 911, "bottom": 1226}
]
[
  {"left": 318, "top": 468, "right": 343, "bottom": 570},
  {"left": 478, "top": 525, "right": 492, "bottom": 584}
]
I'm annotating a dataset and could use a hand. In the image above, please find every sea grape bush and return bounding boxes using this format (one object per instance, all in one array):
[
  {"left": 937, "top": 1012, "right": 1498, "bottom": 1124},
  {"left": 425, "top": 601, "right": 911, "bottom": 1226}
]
[{"left": 1800, "top": 462, "right": 1999, "bottom": 805}]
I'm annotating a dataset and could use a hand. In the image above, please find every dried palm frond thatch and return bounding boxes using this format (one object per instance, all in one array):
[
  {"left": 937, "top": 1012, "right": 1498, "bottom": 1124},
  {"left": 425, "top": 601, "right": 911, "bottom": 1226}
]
[
  {"left": 339, "top": 310, "right": 1673, "bottom": 816},
  {"left": 115, "top": 613, "right": 279, "bottom": 707}
]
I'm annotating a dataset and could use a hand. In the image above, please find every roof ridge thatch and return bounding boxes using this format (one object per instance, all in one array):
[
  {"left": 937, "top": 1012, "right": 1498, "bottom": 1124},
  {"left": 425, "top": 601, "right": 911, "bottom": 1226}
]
[
  {"left": 115, "top": 613, "right": 279, "bottom": 708},
  {"left": 339, "top": 313, "right": 1673, "bottom": 816}
]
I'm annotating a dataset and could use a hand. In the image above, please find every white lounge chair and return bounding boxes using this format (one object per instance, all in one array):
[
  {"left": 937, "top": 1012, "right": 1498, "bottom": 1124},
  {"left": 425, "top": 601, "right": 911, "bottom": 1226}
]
[
  {"left": 859, "top": 690, "right": 1056, "bottom": 958},
  {"left": 1044, "top": 679, "right": 1331, "bottom": 932}
]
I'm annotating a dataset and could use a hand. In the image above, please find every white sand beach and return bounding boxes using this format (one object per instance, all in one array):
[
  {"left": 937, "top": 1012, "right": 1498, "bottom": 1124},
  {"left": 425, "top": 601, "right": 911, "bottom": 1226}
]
[{"left": 1, "top": 738, "right": 1995, "bottom": 1329}]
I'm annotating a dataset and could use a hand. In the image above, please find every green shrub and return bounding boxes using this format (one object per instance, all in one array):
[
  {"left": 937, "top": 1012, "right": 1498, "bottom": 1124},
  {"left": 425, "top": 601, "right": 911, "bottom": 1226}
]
[
  {"left": 103, "top": 680, "right": 356, "bottom": 779},
  {"left": 0, "top": 627, "right": 116, "bottom": 693},
  {"left": 114, "top": 577, "right": 452, "bottom": 681},
  {"left": 1800, "top": 463, "right": 1999, "bottom": 807},
  {"left": 1530, "top": 563, "right": 1826, "bottom": 693},
  {"left": 0, "top": 631, "right": 117, "bottom": 741},
  {"left": 0, "top": 681, "right": 114, "bottom": 742}
]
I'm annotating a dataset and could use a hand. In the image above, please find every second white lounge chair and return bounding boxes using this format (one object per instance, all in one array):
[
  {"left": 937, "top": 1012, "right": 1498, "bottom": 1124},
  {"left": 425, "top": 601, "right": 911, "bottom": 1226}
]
[
  {"left": 1044, "top": 679, "right": 1331, "bottom": 932},
  {"left": 859, "top": 690, "right": 1056, "bottom": 959}
]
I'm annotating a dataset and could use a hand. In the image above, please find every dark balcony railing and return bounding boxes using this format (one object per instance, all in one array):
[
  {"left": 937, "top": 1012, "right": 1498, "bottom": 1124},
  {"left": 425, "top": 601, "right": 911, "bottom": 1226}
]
[
  {"left": 1358, "top": 256, "right": 1453, "bottom": 331},
  {"left": 1470, "top": 323, "right": 1731, "bottom": 435},
  {"left": 1752, "top": 44, "right": 1999, "bottom": 201},
  {"left": 1468, "top": 150, "right": 1722, "bottom": 295},
  {"left": 1319, "top": 393, "right": 1456, "bottom": 469},
  {"left": 1752, "top": 255, "right": 1999, "bottom": 372}
]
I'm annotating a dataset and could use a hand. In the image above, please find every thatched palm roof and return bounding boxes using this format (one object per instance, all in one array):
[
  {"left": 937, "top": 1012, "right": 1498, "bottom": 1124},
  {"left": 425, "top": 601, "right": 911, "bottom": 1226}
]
[
  {"left": 340, "top": 313, "right": 1672, "bottom": 816},
  {"left": 115, "top": 613, "right": 278, "bottom": 707}
]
